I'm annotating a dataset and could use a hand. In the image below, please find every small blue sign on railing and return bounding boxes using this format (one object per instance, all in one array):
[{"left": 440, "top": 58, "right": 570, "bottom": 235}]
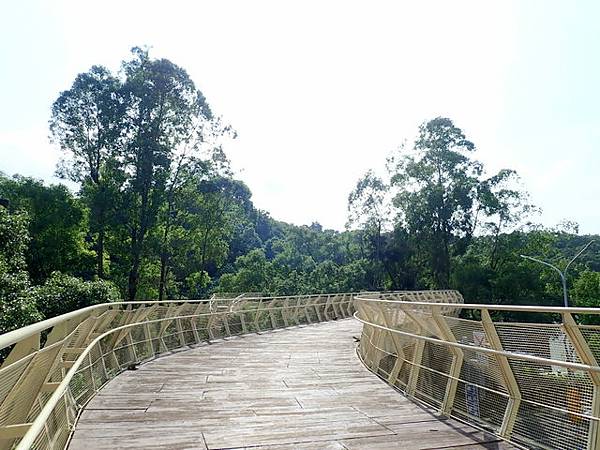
[{"left": 466, "top": 383, "right": 480, "bottom": 418}]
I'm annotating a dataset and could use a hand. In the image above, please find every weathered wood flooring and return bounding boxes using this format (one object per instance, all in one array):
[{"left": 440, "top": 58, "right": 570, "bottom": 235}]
[{"left": 69, "top": 319, "right": 514, "bottom": 450}]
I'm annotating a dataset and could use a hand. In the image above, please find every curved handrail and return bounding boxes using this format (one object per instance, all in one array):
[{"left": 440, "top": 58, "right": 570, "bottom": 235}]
[
  {"left": 0, "top": 303, "right": 110, "bottom": 351},
  {"left": 0, "top": 292, "right": 360, "bottom": 449},
  {"left": 354, "top": 296, "right": 600, "bottom": 450},
  {"left": 354, "top": 294, "right": 600, "bottom": 315},
  {"left": 17, "top": 316, "right": 171, "bottom": 449},
  {"left": 0, "top": 294, "right": 348, "bottom": 351}
]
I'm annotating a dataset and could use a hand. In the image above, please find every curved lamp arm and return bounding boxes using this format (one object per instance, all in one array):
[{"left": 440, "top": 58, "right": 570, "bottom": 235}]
[
  {"left": 565, "top": 240, "right": 595, "bottom": 275},
  {"left": 520, "top": 254, "right": 568, "bottom": 307},
  {"left": 520, "top": 240, "right": 596, "bottom": 308}
]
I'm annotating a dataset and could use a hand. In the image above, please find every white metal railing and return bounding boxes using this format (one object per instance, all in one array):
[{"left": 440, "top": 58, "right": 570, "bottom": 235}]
[
  {"left": 0, "top": 293, "right": 356, "bottom": 449},
  {"left": 354, "top": 292, "right": 600, "bottom": 450}
]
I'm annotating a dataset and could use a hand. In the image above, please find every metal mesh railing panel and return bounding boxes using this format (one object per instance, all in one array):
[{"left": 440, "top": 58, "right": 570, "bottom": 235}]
[
  {"left": 0, "top": 292, "right": 357, "bottom": 450},
  {"left": 354, "top": 293, "right": 600, "bottom": 450}
]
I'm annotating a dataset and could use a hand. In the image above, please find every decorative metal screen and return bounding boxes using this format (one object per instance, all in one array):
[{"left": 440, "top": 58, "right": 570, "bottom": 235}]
[
  {"left": 354, "top": 292, "right": 600, "bottom": 450},
  {"left": 0, "top": 293, "right": 355, "bottom": 450}
]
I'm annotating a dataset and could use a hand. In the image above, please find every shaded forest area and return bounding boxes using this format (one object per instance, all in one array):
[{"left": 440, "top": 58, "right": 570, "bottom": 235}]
[{"left": 1, "top": 48, "right": 599, "bottom": 334}]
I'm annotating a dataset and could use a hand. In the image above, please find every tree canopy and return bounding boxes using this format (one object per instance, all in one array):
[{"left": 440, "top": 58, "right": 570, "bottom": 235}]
[{"left": 0, "top": 50, "right": 598, "bottom": 335}]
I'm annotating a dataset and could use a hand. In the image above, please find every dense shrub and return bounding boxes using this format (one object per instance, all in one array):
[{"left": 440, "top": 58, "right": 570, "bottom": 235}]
[
  {"left": 0, "top": 209, "right": 42, "bottom": 334},
  {"left": 30, "top": 272, "right": 121, "bottom": 319}
]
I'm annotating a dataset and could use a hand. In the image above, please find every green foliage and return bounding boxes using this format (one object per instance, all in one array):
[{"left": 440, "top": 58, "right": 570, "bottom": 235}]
[
  {"left": 116, "top": 48, "right": 218, "bottom": 301},
  {"left": 50, "top": 65, "right": 123, "bottom": 280},
  {"left": 50, "top": 47, "right": 229, "bottom": 301},
  {"left": 385, "top": 118, "right": 534, "bottom": 290},
  {"left": 30, "top": 272, "right": 120, "bottom": 319},
  {"left": 452, "top": 231, "right": 563, "bottom": 308},
  {"left": 572, "top": 271, "right": 600, "bottom": 313},
  {"left": 0, "top": 174, "right": 94, "bottom": 281},
  {"left": 0, "top": 208, "right": 42, "bottom": 334},
  {"left": 347, "top": 170, "right": 389, "bottom": 289},
  {"left": 4, "top": 49, "right": 600, "bottom": 337},
  {"left": 390, "top": 117, "right": 481, "bottom": 287},
  {"left": 217, "top": 249, "right": 271, "bottom": 294}
]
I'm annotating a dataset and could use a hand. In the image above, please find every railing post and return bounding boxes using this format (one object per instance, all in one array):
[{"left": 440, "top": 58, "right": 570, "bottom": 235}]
[
  {"left": 323, "top": 295, "right": 332, "bottom": 321},
  {"left": 400, "top": 305, "right": 425, "bottom": 397},
  {"left": 331, "top": 295, "right": 341, "bottom": 319},
  {"left": 99, "top": 345, "right": 109, "bottom": 381},
  {"left": 206, "top": 312, "right": 216, "bottom": 340},
  {"left": 222, "top": 312, "right": 231, "bottom": 337},
  {"left": 281, "top": 298, "right": 290, "bottom": 327},
  {"left": 304, "top": 297, "right": 313, "bottom": 324},
  {"left": 293, "top": 297, "right": 303, "bottom": 324},
  {"left": 87, "top": 353, "right": 97, "bottom": 393},
  {"left": 191, "top": 303, "right": 205, "bottom": 343},
  {"left": 126, "top": 331, "right": 137, "bottom": 364},
  {"left": 346, "top": 293, "right": 355, "bottom": 317},
  {"left": 63, "top": 385, "right": 76, "bottom": 433},
  {"left": 254, "top": 300, "right": 264, "bottom": 332},
  {"left": 36, "top": 396, "right": 52, "bottom": 445},
  {"left": 239, "top": 311, "right": 248, "bottom": 334},
  {"left": 268, "top": 300, "right": 278, "bottom": 329},
  {"left": 340, "top": 294, "right": 348, "bottom": 317},
  {"left": 480, "top": 309, "right": 521, "bottom": 439},
  {"left": 562, "top": 312, "right": 600, "bottom": 450},
  {"left": 314, "top": 296, "right": 324, "bottom": 322},
  {"left": 176, "top": 318, "right": 187, "bottom": 347},
  {"left": 370, "top": 304, "right": 389, "bottom": 372},
  {"left": 143, "top": 322, "right": 155, "bottom": 357},
  {"left": 379, "top": 306, "right": 407, "bottom": 385},
  {"left": 354, "top": 301, "right": 376, "bottom": 368},
  {"left": 110, "top": 349, "right": 121, "bottom": 370},
  {"left": 431, "top": 306, "right": 463, "bottom": 415}
]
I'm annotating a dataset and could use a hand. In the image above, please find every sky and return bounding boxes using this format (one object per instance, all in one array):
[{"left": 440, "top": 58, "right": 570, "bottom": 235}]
[{"left": 1, "top": 1, "right": 599, "bottom": 233}]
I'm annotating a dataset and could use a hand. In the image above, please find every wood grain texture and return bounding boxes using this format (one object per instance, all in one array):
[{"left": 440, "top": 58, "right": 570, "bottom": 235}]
[{"left": 69, "top": 319, "right": 514, "bottom": 450}]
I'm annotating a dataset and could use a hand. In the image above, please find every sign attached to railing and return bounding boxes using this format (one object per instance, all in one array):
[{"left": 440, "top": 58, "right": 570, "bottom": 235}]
[
  {"left": 465, "top": 383, "right": 480, "bottom": 418},
  {"left": 353, "top": 293, "right": 600, "bottom": 450}
]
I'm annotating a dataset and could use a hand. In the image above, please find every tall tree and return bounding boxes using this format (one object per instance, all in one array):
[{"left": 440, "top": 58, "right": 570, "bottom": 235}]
[
  {"left": 390, "top": 117, "right": 481, "bottom": 287},
  {"left": 347, "top": 170, "right": 389, "bottom": 288},
  {"left": 50, "top": 66, "right": 122, "bottom": 279},
  {"left": 118, "top": 48, "right": 214, "bottom": 300},
  {"left": 475, "top": 169, "right": 536, "bottom": 270}
]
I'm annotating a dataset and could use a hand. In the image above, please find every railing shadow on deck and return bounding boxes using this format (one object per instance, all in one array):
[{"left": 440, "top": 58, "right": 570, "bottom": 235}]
[
  {"left": 0, "top": 292, "right": 358, "bottom": 450},
  {"left": 354, "top": 292, "right": 600, "bottom": 450}
]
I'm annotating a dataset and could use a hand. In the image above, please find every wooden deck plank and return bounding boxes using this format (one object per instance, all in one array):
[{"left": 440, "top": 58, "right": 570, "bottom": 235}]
[{"left": 69, "top": 319, "right": 514, "bottom": 450}]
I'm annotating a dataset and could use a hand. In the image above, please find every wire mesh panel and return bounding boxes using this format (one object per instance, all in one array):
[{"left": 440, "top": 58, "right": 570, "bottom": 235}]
[
  {"left": 0, "top": 292, "right": 357, "bottom": 450},
  {"left": 354, "top": 294, "right": 600, "bottom": 450}
]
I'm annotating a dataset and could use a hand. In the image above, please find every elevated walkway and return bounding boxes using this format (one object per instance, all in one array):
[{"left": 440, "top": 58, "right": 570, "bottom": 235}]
[
  {"left": 69, "top": 320, "right": 510, "bottom": 449},
  {"left": 3, "top": 290, "right": 600, "bottom": 450}
]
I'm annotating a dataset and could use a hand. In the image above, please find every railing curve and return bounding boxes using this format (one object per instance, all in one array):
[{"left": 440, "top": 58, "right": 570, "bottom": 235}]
[
  {"left": 0, "top": 292, "right": 357, "bottom": 449},
  {"left": 354, "top": 293, "right": 600, "bottom": 450}
]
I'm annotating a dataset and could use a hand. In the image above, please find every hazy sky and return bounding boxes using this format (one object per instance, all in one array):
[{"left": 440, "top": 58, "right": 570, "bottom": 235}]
[{"left": 1, "top": 1, "right": 599, "bottom": 233}]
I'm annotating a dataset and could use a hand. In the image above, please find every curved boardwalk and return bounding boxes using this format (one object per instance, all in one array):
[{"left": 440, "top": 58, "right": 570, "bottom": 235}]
[{"left": 69, "top": 319, "right": 513, "bottom": 450}]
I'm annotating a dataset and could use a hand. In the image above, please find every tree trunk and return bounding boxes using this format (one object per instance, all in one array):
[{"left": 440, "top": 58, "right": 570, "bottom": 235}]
[
  {"left": 128, "top": 231, "right": 144, "bottom": 301},
  {"left": 97, "top": 228, "right": 105, "bottom": 279},
  {"left": 127, "top": 214, "right": 147, "bottom": 301},
  {"left": 489, "top": 220, "right": 503, "bottom": 271},
  {"left": 128, "top": 262, "right": 140, "bottom": 301},
  {"left": 158, "top": 252, "right": 168, "bottom": 301}
]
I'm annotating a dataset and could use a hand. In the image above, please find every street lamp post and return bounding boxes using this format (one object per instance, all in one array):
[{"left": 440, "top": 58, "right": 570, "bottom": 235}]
[{"left": 520, "top": 240, "right": 595, "bottom": 308}]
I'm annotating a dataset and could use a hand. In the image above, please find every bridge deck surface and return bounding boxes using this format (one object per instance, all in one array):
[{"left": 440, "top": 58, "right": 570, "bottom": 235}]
[{"left": 69, "top": 319, "right": 513, "bottom": 450}]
